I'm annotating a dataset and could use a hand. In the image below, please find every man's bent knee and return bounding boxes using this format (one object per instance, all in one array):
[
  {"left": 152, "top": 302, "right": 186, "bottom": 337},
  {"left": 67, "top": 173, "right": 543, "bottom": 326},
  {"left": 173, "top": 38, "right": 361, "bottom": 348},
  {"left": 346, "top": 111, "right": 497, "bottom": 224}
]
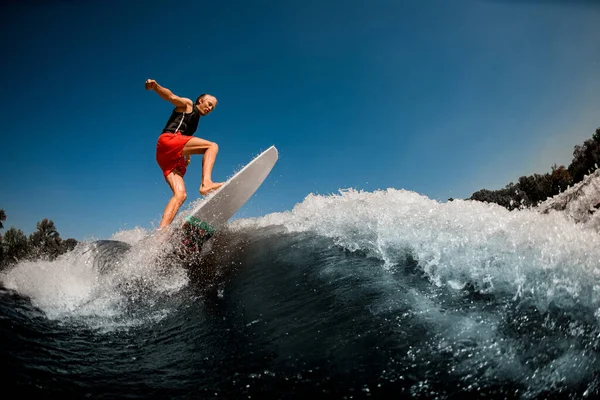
[{"left": 174, "top": 191, "right": 187, "bottom": 204}]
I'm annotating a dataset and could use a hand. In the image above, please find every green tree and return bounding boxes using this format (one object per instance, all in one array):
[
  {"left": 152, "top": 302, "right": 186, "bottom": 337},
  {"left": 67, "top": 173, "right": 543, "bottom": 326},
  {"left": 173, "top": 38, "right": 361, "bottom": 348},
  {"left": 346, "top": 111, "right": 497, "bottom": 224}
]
[
  {"left": 0, "top": 209, "right": 6, "bottom": 264},
  {"left": 468, "top": 128, "right": 600, "bottom": 210},
  {"left": 0, "top": 209, "right": 6, "bottom": 230},
  {"left": 517, "top": 173, "right": 553, "bottom": 206},
  {"left": 0, "top": 212, "right": 77, "bottom": 265},
  {"left": 550, "top": 164, "right": 573, "bottom": 195},
  {"left": 469, "top": 182, "right": 529, "bottom": 210},
  {"left": 3, "top": 227, "right": 29, "bottom": 265},
  {"left": 568, "top": 128, "right": 600, "bottom": 183},
  {"left": 62, "top": 238, "right": 78, "bottom": 253},
  {"left": 29, "top": 219, "right": 62, "bottom": 260}
]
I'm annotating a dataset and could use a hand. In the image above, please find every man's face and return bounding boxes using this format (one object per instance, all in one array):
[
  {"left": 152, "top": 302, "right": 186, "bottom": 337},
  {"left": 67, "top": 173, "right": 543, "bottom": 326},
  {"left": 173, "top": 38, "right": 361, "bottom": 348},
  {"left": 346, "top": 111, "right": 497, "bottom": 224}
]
[{"left": 198, "top": 95, "right": 217, "bottom": 116}]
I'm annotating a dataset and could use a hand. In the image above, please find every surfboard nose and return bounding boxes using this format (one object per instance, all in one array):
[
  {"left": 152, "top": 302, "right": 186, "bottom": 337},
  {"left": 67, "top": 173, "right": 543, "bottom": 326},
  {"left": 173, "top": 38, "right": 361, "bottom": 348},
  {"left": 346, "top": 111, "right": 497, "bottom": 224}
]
[{"left": 178, "top": 145, "right": 279, "bottom": 244}]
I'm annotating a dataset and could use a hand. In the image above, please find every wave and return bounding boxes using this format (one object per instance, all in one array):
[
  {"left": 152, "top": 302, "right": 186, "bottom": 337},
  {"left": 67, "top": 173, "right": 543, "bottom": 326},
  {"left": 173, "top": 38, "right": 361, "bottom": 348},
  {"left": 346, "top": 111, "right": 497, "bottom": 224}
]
[
  {"left": 2, "top": 187, "right": 600, "bottom": 397},
  {"left": 3, "top": 187, "right": 600, "bottom": 324},
  {"left": 233, "top": 188, "right": 600, "bottom": 314}
]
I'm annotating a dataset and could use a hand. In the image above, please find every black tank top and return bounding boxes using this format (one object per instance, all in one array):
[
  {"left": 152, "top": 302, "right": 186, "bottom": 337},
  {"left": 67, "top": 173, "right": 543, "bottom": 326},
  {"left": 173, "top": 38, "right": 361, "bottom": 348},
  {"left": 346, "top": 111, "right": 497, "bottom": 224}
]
[{"left": 162, "top": 106, "right": 200, "bottom": 136}]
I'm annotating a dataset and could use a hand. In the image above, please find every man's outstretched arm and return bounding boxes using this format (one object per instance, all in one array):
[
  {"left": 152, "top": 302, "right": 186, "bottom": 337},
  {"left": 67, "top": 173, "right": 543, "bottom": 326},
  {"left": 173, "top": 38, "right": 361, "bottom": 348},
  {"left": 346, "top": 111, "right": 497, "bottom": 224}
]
[{"left": 145, "top": 79, "right": 192, "bottom": 108}]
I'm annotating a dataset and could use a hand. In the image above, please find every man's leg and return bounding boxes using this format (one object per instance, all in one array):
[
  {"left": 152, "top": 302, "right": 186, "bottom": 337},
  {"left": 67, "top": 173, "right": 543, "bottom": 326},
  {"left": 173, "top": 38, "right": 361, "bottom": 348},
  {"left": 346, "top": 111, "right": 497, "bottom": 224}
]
[
  {"left": 181, "top": 137, "right": 223, "bottom": 195},
  {"left": 159, "top": 170, "right": 187, "bottom": 229}
]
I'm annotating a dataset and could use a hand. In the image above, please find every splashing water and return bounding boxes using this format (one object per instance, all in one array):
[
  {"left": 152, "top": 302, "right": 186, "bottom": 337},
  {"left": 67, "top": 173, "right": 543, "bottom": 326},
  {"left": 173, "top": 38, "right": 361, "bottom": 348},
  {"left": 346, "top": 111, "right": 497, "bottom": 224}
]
[
  {"left": 0, "top": 228, "right": 188, "bottom": 329},
  {"left": 2, "top": 187, "right": 600, "bottom": 397},
  {"left": 233, "top": 188, "right": 600, "bottom": 316},
  {"left": 3, "top": 188, "right": 600, "bottom": 325}
]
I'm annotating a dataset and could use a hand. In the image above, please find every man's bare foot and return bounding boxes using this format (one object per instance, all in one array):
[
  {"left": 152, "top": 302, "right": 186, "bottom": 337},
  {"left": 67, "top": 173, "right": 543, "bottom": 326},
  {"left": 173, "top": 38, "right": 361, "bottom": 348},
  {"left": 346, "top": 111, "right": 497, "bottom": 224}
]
[{"left": 200, "top": 181, "right": 223, "bottom": 196}]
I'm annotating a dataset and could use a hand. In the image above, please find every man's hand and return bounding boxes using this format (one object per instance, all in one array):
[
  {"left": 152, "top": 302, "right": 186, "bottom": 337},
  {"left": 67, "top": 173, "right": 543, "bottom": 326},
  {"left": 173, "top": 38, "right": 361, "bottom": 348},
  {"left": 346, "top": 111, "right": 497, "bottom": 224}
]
[
  {"left": 145, "top": 79, "right": 191, "bottom": 108},
  {"left": 145, "top": 79, "right": 157, "bottom": 90}
]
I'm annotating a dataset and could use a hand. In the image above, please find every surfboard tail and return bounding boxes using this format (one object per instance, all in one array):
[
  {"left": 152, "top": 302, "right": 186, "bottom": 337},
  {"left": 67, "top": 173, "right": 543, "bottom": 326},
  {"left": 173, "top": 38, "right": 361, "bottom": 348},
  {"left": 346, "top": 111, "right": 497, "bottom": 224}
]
[
  {"left": 179, "top": 216, "right": 216, "bottom": 253},
  {"left": 184, "top": 216, "right": 216, "bottom": 235}
]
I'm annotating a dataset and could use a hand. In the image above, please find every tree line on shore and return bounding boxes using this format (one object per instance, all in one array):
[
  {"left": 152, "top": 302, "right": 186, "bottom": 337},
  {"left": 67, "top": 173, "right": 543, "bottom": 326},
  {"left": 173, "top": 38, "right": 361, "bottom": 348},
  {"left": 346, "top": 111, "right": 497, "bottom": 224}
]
[
  {"left": 0, "top": 213, "right": 78, "bottom": 269},
  {"left": 461, "top": 127, "right": 600, "bottom": 210}
]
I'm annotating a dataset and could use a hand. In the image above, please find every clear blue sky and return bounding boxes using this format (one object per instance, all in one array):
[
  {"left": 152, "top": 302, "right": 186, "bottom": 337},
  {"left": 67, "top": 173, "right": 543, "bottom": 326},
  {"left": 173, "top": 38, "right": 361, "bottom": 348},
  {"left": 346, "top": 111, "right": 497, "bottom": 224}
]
[{"left": 1, "top": 0, "right": 599, "bottom": 240}]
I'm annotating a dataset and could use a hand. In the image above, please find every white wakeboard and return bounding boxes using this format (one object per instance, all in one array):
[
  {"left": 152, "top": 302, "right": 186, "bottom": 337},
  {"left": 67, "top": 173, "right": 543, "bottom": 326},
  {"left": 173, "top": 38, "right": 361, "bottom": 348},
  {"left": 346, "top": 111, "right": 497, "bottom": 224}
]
[{"left": 180, "top": 145, "right": 278, "bottom": 236}]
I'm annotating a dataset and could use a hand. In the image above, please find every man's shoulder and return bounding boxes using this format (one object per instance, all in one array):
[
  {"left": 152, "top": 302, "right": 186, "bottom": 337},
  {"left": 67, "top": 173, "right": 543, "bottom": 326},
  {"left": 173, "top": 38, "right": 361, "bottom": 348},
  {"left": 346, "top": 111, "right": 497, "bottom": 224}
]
[{"left": 172, "top": 98, "right": 194, "bottom": 112}]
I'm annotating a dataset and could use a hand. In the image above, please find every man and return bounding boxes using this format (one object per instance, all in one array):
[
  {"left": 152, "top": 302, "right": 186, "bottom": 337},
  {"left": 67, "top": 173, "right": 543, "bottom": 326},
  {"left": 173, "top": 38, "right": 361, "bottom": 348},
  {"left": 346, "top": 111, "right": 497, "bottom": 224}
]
[{"left": 145, "top": 79, "right": 223, "bottom": 230}]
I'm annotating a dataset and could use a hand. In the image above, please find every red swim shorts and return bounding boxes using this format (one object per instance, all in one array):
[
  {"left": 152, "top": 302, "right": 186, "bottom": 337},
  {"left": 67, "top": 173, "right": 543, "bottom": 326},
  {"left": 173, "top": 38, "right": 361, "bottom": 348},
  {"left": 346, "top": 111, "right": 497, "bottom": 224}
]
[{"left": 156, "top": 132, "right": 193, "bottom": 177}]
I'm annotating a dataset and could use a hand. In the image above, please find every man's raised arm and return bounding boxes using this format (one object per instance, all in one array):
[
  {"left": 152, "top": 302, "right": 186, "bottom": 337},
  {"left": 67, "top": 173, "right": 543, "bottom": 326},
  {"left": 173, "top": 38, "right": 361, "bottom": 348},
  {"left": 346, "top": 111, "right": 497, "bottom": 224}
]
[{"left": 145, "top": 79, "right": 192, "bottom": 108}]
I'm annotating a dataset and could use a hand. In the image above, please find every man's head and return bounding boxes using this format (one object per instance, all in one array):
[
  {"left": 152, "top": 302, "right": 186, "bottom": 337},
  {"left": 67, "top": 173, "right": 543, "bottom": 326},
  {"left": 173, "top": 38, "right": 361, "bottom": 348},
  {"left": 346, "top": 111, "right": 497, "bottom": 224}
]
[{"left": 195, "top": 94, "right": 218, "bottom": 116}]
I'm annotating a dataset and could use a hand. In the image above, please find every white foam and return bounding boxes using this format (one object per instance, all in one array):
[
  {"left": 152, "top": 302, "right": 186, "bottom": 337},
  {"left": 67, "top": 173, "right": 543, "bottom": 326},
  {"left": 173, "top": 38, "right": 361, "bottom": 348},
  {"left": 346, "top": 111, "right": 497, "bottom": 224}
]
[
  {"left": 0, "top": 233, "right": 188, "bottom": 328},
  {"left": 232, "top": 188, "right": 600, "bottom": 313},
  {"left": 5, "top": 186, "right": 600, "bottom": 331},
  {"left": 109, "top": 226, "right": 151, "bottom": 245}
]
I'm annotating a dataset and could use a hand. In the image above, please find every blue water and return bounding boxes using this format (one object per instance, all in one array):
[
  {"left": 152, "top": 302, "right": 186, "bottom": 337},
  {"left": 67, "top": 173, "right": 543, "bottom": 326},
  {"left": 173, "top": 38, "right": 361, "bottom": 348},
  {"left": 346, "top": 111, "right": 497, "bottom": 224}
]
[{"left": 2, "top": 189, "right": 600, "bottom": 398}]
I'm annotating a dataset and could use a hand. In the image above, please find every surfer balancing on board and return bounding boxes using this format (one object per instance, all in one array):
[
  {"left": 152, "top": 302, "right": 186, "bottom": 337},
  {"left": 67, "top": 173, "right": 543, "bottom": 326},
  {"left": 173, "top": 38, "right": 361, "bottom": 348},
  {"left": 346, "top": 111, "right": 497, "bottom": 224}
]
[{"left": 145, "top": 79, "right": 223, "bottom": 231}]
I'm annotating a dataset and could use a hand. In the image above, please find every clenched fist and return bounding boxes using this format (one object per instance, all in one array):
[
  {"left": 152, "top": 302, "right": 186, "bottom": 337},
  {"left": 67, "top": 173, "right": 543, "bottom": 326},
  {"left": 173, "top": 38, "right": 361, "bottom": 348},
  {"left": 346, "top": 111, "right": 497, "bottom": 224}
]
[{"left": 145, "top": 79, "right": 157, "bottom": 90}]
